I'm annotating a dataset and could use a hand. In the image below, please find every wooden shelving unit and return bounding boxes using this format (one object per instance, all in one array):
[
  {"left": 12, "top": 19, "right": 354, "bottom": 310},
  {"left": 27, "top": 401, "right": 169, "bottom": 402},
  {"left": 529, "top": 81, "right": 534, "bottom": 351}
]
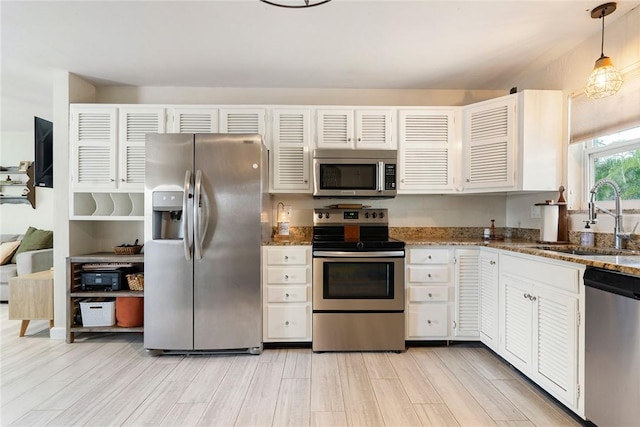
[{"left": 66, "top": 252, "right": 144, "bottom": 343}]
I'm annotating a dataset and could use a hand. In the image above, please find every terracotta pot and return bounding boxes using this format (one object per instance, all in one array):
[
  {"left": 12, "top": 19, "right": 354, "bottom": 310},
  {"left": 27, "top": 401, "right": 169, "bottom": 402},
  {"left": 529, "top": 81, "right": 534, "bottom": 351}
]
[{"left": 115, "top": 297, "right": 144, "bottom": 327}]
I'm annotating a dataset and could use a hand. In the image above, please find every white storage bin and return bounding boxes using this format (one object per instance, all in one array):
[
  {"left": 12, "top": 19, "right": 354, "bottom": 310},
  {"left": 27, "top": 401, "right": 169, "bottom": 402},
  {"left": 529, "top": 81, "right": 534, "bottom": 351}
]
[{"left": 80, "top": 300, "right": 116, "bottom": 327}]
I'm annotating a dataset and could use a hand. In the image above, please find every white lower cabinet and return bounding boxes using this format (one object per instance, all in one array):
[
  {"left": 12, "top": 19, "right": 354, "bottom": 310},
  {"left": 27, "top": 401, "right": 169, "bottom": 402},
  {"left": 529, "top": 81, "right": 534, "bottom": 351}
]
[
  {"left": 498, "top": 251, "right": 584, "bottom": 417},
  {"left": 406, "top": 247, "right": 452, "bottom": 340},
  {"left": 262, "top": 246, "right": 312, "bottom": 342},
  {"left": 478, "top": 249, "right": 499, "bottom": 350},
  {"left": 406, "top": 246, "right": 481, "bottom": 341},
  {"left": 453, "top": 248, "right": 480, "bottom": 339}
]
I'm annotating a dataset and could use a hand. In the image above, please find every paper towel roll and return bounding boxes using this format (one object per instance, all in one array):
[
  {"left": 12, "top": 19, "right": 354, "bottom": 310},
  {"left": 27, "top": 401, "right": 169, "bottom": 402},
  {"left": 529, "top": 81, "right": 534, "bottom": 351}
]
[{"left": 540, "top": 205, "right": 559, "bottom": 242}]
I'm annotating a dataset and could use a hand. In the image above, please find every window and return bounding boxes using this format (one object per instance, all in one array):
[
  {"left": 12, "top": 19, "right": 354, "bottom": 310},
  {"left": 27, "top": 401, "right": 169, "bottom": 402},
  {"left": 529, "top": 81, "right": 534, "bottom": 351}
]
[{"left": 585, "top": 126, "right": 640, "bottom": 205}]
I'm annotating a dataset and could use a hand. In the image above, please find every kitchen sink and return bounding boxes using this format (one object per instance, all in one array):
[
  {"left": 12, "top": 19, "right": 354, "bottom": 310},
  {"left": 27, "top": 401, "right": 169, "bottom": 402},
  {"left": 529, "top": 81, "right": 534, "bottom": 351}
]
[{"left": 534, "top": 246, "right": 639, "bottom": 256}]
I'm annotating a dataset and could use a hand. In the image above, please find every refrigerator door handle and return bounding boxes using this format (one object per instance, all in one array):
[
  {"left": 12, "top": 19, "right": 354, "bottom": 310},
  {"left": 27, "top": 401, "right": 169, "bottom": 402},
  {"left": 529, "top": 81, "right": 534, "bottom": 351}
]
[
  {"left": 183, "top": 170, "right": 193, "bottom": 261},
  {"left": 194, "top": 169, "right": 210, "bottom": 260}
]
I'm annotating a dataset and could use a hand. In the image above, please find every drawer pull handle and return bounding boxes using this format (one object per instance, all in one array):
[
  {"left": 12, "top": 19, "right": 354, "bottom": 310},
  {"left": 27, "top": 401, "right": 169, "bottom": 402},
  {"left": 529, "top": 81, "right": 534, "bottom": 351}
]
[
  {"left": 427, "top": 320, "right": 432, "bottom": 325},
  {"left": 428, "top": 255, "right": 432, "bottom": 259},
  {"left": 530, "top": 295, "right": 537, "bottom": 301},
  {"left": 428, "top": 293, "right": 433, "bottom": 298},
  {"left": 427, "top": 273, "right": 432, "bottom": 278},
  {"left": 285, "top": 293, "right": 290, "bottom": 298},
  {"left": 284, "top": 275, "right": 289, "bottom": 280},
  {"left": 284, "top": 256, "right": 289, "bottom": 261},
  {"left": 524, "top": 293, "right": 530, "bottom": 299},
  {"left": 285, "top": 321, "right": 290, "bottom": 326},
  {"left": 490, "top": 260, "right": 496, "bottom": 265}
]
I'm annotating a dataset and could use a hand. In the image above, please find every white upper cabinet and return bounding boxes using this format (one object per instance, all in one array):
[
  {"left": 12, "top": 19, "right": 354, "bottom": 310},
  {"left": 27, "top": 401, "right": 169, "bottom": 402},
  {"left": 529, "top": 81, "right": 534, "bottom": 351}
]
[
  {"left": 70, "top": 106, "right": 118, "bottom": 190},
  {"left": 72, "top": 105, "right": 164, "bottom": 191},
  {"left": 462, "top": 95, "right": 516, "bottom": 190},
  {"left": 118, "top": 107, "right": 165, "bottom": 191},
  {"left": 315, "top": 108, "right": 395, "bottom": 149},
  {"left": 220, "top": 108, "right": 266, "bottom": 136},
  {"left": 168, "top": 108, "right": 219, "bottom": 133},
  {"left": 461, "top": 90, "right": 562, "bottom": 192},
  {"left": 398, "top": 108, "right": 458, "bottom": 193},
  {"left": 270, "top": 109, "right": 312, "bottom": 193}
]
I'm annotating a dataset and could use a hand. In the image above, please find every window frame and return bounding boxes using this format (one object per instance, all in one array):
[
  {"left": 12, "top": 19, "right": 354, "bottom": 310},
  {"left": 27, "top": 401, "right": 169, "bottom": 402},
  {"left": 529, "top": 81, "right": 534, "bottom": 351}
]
[{"left": 583, "top": 127, "right": 640, "bottom": 209}]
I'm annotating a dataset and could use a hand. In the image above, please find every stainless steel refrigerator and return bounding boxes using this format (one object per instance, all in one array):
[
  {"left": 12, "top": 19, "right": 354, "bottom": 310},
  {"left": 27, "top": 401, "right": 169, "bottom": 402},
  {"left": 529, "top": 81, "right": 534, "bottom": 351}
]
[{"left": 143, "top": 133, "right": 270, "bottom": 354}]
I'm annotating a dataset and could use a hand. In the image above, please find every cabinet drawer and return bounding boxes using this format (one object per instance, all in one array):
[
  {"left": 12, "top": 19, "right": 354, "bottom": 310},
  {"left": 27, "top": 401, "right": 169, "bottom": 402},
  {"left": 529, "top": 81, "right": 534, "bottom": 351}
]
[
  {"left": 266, "top": 305, "right": 309, "bottom": 340},
  {"left": 266, "top": 285, "right": 309, "bottom": 303},
  {"left": 407, "top": 303, "right": 448, "bottom": 338},
  {"left": 408, "top": 266, "right": 450, "bottom": 283},
  {"left": 501, "top": 254, "right": 579, "bottom": 293},
  {"left": 266, "top": 266, "right": 308, "bottom": 284},
  {"left": 408, "top": 285, "right": 449, "bottom": 302},
  {"left": 266, "top": 247, "right": 309, "bottom": 265},
  {"left": 408, "top": 248, "right": 450, "bottom": 264}
]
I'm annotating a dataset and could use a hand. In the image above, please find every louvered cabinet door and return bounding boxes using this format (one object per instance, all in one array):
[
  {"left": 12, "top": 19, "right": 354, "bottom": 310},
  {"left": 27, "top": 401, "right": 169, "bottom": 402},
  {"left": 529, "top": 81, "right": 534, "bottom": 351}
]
[
  {"left": 169, "top": 108, "right": 219, "bottom": 133},
  {"left": 479, "top": 250, "right": 499, "bottom": 350},
  {"left": 453, "top": 249, "right": 480, "bottom": 338},
  {"left": 271, "top": 109, "right": 311, "bottom": 192},
  {"left": 315, "top": 109, "right": 354, "bottom": 149},
  {"left": 463, "top": 96, "right": 516, "bottom": 190},
  {"left": 355, "top": 109, "right": 394, "bottom": 149},
  {"left": 398, "top": 109, "right": 456, "bottom": 193},
  {"left": 70, "top": 107, "right": 118, "bottom": 189},
  {"left": 119, "top": 108, "right": 165, "bottom": 191},
  {"left": 532, "top": 285, "right": 578, "bottom": 406},
  {"left": 500, "top": 274, "right": 533, "bottom": 372},
  {"left": 219, "top": 108, "right": 266, "bottom": 136}
]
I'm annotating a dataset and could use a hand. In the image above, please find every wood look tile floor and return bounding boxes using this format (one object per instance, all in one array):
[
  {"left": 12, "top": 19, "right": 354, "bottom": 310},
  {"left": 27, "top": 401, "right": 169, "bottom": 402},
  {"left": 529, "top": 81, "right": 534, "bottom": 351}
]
[{"left": 0, "top": 306, "right": 581, "bottom": 427}]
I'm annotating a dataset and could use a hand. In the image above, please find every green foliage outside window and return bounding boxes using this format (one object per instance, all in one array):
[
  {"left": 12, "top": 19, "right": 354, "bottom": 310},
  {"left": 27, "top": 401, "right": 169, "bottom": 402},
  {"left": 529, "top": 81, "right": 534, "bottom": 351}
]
[{"left": 590, "top": 126, "right": 640, "bottom": 201}]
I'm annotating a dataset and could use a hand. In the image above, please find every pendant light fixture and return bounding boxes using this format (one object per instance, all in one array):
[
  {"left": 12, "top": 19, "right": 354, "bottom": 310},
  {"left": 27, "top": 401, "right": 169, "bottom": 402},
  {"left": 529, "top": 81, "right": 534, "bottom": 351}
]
[
  {"left": 259, "top": 0, "right": 332, "bottom": 8},
  {"left": 585, "top": 2, "right": 623, "bottom": 99}
]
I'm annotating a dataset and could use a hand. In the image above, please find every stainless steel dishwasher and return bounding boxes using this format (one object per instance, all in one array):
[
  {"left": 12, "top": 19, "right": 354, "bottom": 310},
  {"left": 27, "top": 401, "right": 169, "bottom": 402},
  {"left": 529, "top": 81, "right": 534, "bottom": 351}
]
[{"left": 584, "top": 267, "right": 640, "bottom": 427}]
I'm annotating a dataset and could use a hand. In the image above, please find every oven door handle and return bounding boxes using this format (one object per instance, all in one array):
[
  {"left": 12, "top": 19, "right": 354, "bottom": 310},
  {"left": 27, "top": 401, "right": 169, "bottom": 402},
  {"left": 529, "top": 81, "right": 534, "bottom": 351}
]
[{"left": 313, "top": 250, "right": 405, "bottom": 258}]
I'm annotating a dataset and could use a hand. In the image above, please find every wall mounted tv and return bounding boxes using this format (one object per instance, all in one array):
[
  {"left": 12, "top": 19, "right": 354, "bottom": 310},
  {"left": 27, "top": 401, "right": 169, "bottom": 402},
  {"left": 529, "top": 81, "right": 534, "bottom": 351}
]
[{"left": 34, "top": 116, "right": 53, "bottom": 188}]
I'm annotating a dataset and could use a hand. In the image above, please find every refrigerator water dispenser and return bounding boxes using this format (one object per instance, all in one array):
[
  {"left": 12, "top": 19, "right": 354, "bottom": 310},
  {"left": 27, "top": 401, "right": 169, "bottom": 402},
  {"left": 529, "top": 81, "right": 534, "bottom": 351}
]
[{"left": 152, "top": 191, "right": 185, "bottom": 240}]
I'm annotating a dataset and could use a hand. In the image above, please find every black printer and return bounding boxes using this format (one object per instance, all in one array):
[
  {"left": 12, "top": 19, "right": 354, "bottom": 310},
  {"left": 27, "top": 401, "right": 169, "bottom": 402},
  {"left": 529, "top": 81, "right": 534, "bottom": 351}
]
[{"left": 81, "top": 267, "right": 136, "bottom": 291}]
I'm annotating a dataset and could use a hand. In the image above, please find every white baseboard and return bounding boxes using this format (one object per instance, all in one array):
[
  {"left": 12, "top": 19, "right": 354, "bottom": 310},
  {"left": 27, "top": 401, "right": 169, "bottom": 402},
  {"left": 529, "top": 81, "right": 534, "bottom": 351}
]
[{"left": 50, "top": 326, "right": 66, "bottom": 340}]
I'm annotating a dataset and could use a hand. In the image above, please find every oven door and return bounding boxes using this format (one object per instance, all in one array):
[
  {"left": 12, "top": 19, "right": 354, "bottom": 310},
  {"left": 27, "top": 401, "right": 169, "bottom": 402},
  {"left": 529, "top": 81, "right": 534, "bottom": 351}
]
[{"left": 312, "top": 251, "right": 404, "bottom": 311}]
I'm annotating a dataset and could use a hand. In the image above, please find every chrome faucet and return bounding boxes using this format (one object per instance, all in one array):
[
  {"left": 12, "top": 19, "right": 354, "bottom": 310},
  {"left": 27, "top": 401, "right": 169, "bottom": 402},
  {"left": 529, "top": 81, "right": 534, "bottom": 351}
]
[{"left": 588, "top": 178, "right": 628, "bottom": 249}]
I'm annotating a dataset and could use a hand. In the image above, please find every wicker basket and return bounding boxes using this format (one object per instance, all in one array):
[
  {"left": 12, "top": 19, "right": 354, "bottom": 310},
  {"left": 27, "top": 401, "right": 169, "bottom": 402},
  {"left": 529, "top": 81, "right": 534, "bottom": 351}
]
[
  {"left": 126, "top": 273, "right": 144, "bottom": 291},
  {"left": 113, "top": 245, "right": 143, "bottom": 255}
]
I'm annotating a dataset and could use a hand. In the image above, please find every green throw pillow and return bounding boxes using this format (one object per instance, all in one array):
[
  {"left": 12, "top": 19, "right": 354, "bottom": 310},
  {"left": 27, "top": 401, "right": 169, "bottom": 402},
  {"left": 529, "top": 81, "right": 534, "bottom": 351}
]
[{"left": 11, "top": 226, "right": 53, "bottom": 263}]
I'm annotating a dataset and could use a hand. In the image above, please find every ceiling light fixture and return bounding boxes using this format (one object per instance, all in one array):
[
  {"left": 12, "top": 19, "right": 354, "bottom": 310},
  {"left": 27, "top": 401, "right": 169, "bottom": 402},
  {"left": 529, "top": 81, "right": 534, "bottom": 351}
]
[
  {"left": 585, "top": 2, "right": 623, "bottom": 99},
  {"left": 259, "top": 0, "right": 332, "bottom": 8}
]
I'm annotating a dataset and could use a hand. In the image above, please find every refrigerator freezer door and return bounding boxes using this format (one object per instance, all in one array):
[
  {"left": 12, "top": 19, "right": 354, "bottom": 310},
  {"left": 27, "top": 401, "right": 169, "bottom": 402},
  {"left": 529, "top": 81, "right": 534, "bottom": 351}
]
[
  {"left": 144, "top": 133, "right": 195, "bottom": 351},
  {"left": 193, "top": 134, "right": 264, "bottom": 351}
]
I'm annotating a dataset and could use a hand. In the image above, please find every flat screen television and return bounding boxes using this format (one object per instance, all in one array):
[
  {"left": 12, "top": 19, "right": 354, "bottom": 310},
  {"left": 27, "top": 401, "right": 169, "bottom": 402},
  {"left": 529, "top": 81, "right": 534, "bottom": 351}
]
[{"left": 34, "top": 116, "right": 53, "bottom": 188}]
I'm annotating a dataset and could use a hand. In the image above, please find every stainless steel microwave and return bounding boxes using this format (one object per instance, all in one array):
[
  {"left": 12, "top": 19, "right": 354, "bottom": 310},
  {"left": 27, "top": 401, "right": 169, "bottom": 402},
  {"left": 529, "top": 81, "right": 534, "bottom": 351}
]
[{"left": 312, "top": 149, "right": 397, "bottom": 198}]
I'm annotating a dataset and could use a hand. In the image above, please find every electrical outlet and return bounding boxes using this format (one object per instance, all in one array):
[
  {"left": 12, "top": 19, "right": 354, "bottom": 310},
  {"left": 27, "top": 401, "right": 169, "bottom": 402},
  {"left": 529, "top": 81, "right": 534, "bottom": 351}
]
[{"left": 531, "top": 205, "right": 541, "bottom": 219}]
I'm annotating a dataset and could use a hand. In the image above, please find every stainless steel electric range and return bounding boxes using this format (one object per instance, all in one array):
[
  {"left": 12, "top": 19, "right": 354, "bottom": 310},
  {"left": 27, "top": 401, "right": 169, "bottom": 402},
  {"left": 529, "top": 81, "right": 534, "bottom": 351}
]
[{"left": 312, "top": 208, "right": 405, "bottom": 352}]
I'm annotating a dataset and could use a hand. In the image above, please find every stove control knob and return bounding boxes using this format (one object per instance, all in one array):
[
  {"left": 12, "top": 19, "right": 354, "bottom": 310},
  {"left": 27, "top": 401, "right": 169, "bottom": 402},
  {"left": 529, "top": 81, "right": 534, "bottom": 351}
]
[
  {"left": 317, "top": 213, "right": 323, "bottom": 219},
  {"left": 325, "top": 213, "right": 330, "bottom": 219},
  {"left": 379, "top": 212, "right": 385, "bottom": 219},
  {"left": 364, "top": 212, "right": 370, "bottom": 218},
  {"left": 356, "top": 241, "right": 365, "bottom": 250},
  {"left": 372, "top": 212, "right": 377, "bottom": 219}
]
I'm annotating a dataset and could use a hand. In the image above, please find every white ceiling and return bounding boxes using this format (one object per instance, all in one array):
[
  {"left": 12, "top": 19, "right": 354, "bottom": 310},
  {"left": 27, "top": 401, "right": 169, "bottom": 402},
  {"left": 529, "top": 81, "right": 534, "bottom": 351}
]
[{"left": 2, "top": 0, "right": 639, "bottom": 131}]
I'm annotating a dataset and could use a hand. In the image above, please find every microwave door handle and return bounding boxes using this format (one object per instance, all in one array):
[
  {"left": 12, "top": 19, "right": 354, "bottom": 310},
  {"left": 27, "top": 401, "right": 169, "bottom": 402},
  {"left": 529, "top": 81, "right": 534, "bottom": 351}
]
[
  {"left": 183, "top": 170, "right": 192, "bottom": 261},
  {"left": 378, "top": 161, "right": 384, "bottom": 192}
]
